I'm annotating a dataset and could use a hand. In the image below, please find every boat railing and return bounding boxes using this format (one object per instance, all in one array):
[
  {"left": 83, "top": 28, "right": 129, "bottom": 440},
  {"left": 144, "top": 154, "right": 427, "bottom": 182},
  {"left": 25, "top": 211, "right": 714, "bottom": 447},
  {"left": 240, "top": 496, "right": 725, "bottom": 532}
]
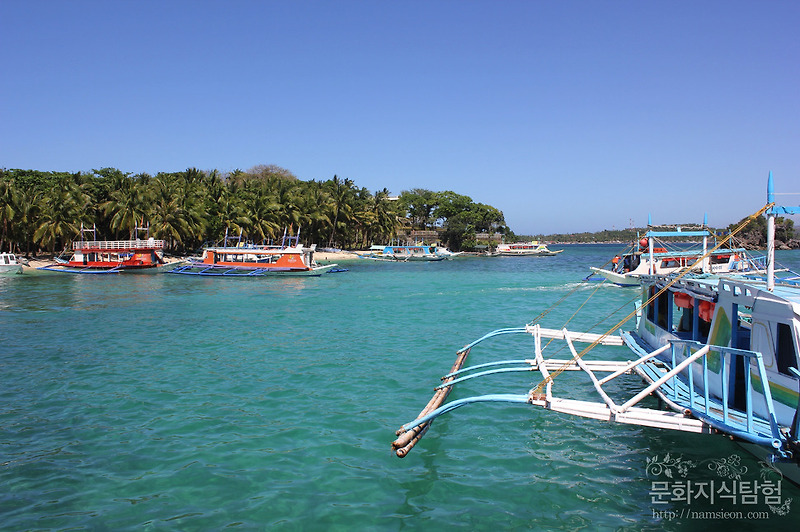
[
  {"left": 74, "top": 239, "right": 165, "bottom": 251},
  {"left": 643, "top": 247, "right": 747, "bottom": 259},
  {"left": 731, "top": 254, "right": 767, "bottom": 271},
  {"left": 653, "top": 339, "right": 783, "bottom": 446}
]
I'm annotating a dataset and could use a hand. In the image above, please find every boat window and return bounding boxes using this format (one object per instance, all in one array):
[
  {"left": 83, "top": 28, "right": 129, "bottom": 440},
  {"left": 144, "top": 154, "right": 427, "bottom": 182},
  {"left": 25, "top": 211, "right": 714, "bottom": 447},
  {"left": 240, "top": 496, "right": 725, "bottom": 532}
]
[
  {"left": 697, "top": 304, "right": 711, "bottom": 343},
  {"left": 656, "top": 291, "right": 669, "bottom": 330},
  {"left": 2, "top": 256, "right": 8, "bottom": 264},
  {"left": 647, "top": 287, "right": 671, "bottom": 331},
  {"left": 674, "top": 295, "right": 694, "bottom": 339},
  {"left": 736, "top": 319, "right": 752, "bottom": 350},
  {"left": 776, "top": 322, "right": 799, "bottom": 377}
]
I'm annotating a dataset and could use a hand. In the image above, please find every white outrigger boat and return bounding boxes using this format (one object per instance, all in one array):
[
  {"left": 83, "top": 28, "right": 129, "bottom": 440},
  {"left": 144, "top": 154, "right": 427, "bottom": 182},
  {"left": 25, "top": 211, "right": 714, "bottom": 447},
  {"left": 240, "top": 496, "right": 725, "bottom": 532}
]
[
  {"left": 359, "top": 243, "right": 446, "bottom": 262},
  {"left": 394, "top": 172, "right": 800, "bottom": 485},
  {"left": 494, "top": 241, "right": 563, "bottom": 256},
  {"left": 589, "top": 217, "right": 763, "bottom": 286}
]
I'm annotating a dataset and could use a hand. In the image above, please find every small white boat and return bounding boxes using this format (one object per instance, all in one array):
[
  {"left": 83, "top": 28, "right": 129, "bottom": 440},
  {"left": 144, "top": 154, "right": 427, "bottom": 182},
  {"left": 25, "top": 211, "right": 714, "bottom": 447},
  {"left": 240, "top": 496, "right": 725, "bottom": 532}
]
[
  {"left": 494, "top": 241, "right": 563, "bottom": 256},
  {"left": 360, "top": 243, "right": 445, "bottom": 262},
  {"left": 0, "top": 253, "right": 23, "bottom": 274},
  {"left": 434, "top": 248, "right": 462, "bottom": 259}
]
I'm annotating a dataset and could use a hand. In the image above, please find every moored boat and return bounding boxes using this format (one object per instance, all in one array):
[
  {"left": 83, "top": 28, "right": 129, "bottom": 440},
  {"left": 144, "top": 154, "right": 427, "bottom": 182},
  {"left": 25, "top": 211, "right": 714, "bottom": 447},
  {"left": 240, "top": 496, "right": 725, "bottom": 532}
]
[
  {"left": 169, "top": 229, "right": 337, "bottom": 277},
  {"left": 0, "top": 253, "right": 24, "bottom": 275},
  {"left": 359, "top": 243, "right": 445, "bottom": 261},
  {"left": 494, "top": 241, "right": 563, "bottom": 256},
  {"left": 434, "top": 247, "right": 462, "bottom": 259},
  {"left": 38, "top": 225, "right": 165, "bottom": 274},
  {"left": 589, "top": 217, "right": 764, "bottom": 286},
  {"left": 393, "top": 172, "right": 800, "bottom": 485}
]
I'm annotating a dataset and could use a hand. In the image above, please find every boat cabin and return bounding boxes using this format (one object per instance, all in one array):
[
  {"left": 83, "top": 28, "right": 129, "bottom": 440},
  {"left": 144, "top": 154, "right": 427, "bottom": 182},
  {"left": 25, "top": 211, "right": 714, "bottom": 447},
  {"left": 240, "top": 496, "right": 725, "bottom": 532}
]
[
  {"left": 69, "top": 238, "right": 165, "bottom": 268},
  {"left": 201, "top": 245, "right": 315, "bottom": 270},
  {"left": 637, "top": 275, "right": 800, "bottom": 426}
]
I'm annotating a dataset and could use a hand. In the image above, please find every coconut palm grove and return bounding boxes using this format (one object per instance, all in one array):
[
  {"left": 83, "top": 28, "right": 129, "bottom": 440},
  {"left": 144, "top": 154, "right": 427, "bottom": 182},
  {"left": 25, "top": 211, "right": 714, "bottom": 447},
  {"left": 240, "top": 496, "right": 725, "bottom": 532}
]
[{"left": 0, "top": 165, "right": 512, "bottom": 255}]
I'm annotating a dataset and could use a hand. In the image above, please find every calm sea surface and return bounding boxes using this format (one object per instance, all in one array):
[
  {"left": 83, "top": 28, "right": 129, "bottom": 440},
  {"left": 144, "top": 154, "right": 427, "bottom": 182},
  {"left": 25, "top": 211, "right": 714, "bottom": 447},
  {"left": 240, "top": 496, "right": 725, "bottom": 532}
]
[{"left": 2, "top": 245, "right": 800, "bottom": 530}]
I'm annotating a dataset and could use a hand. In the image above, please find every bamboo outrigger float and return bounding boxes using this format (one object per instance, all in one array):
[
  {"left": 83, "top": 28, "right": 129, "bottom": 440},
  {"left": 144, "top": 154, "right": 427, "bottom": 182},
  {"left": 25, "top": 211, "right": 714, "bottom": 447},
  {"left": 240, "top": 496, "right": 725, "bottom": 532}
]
[{"left": 393, "top": 173, "right": 800, "bottom": 484}]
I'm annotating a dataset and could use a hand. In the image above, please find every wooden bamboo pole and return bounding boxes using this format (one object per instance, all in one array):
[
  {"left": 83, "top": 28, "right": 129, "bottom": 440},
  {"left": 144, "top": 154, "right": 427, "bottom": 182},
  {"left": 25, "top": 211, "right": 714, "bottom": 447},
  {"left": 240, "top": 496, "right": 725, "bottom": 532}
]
[{"left": 392, "top": 346, "right": 472, "bottom": 457}]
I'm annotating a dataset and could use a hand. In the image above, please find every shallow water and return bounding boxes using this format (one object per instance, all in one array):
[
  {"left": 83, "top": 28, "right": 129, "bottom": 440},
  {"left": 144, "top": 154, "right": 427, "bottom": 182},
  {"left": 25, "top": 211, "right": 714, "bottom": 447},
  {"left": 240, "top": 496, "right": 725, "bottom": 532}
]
[{"left": 2, "top": 246, "right": 799, "bottom": 530}]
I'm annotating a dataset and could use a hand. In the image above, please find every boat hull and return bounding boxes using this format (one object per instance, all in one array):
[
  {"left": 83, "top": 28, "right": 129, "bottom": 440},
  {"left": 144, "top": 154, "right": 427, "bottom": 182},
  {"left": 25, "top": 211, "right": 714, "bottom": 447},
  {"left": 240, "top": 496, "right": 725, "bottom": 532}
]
[
  {"left": 589, "top": 267, "right": 640, "bottom": 286},
  {"left": 496, "top": 250, "right": 563, "bottom": 256},
  {"left": 737, "top": 441, "right": 800, "bottom": 487},
  {"left": 168, "top": 262, "right": 338, "bottom": 277},
  {"left": 37, "top": 264, "right": 164, "bottom": 274},
  {"left": 0, "top": 264, "right": 23, "bottom": 275}
]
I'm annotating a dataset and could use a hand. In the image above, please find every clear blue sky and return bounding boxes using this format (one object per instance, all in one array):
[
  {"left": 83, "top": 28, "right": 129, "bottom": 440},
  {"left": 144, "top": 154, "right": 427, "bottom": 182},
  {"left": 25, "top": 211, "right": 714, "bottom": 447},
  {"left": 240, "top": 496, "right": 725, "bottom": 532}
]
[{"left": 1, "top": 1, "right": 798, "bottom": 234}]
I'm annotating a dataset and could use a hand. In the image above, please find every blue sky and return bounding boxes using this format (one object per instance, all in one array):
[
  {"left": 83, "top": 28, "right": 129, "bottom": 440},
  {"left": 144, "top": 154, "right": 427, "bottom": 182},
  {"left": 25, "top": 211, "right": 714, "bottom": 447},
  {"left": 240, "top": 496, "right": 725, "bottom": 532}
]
[{"left": 1, "top": 1, "right": 798, "bottom": 234}]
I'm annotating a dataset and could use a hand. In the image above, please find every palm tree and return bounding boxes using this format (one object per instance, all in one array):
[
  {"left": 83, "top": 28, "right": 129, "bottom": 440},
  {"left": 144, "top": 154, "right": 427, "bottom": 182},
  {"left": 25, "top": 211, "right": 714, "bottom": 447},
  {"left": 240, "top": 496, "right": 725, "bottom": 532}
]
[
  {"left": 274, "top": 179, "right": 303, "bottom": 233},
  {"left": 326, "top": 176, "right": 354, "bottom": 247},
  {"left": 14, "top": 187, "right": 41, "bottom": 254},
  {"left": 0, "top": 179, "right": 18, "bottom": 252},
  {"left": 33, "top": 180, "right": 90, "bottom": 253},
  {"left": 172, "top": 179, "right": 207, "bottom": 250},
  {"left": 242, "top": 182, "right": 280, "bottom": 243},
  {"left": 369, "top": 188, "right": 398, "bottom": 245},
  {"left": 297, "top": 182, "right": 331, "bottom": 245},
  {"left": 210, "top": 188, "right": 250, "bottom": 243},
  {"left": 100, "top": 178, "right": 151, "bottom": 239}
]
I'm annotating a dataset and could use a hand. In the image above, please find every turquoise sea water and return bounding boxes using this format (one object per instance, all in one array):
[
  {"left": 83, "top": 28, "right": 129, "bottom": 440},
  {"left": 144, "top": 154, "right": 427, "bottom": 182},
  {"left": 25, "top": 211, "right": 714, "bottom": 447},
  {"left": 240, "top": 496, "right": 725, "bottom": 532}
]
[{"left": 2, "top": 245, "right": 800, "bottom": 531}]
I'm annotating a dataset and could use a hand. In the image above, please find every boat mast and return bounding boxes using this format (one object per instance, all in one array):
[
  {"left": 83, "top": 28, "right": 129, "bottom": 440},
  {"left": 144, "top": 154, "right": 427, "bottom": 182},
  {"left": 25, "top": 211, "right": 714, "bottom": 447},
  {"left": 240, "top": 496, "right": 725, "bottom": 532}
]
[
  {"left": 767, "top": 172, "right": 776, "bottom": 291},
  {"left": 702, "top": 213, "right": 708, "bottom": 273},
  {"left": 765, "top": 171, "right": 800, "bottom": 292},
  {"left": 648, "top": 214, "right": 654, "bottom": 274}
]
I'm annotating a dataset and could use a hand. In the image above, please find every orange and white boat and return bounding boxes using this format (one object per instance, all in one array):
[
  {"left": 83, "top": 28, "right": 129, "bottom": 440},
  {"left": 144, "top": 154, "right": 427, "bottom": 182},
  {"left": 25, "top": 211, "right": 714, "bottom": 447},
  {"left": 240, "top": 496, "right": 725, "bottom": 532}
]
[
  {"left": 169, "top": 229, "right": 337, "bottom": 277},
  {"left": 38, "top": 224, "right": 165, "bottom": 274}
]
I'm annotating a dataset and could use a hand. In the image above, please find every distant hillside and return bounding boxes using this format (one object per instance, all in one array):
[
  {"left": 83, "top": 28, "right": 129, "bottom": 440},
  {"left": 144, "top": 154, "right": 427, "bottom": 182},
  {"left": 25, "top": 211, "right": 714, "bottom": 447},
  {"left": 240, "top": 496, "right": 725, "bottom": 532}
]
[
  {"left": 518, "top": 228, "right": 643, "bottom": 244},
  {"left": 517, "top": 217, "right": 799, "bottom": 249}
]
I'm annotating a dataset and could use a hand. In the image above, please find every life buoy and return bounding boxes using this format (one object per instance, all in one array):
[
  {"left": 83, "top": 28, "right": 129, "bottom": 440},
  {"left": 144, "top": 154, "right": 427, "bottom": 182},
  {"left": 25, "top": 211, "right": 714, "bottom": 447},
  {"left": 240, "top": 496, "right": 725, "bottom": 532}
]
[
  {"left": 698, "top": 300, "right": 715, "bottom": 322},
  {"left": 674, "top": 292, "right": 693, "bottom": 309}
]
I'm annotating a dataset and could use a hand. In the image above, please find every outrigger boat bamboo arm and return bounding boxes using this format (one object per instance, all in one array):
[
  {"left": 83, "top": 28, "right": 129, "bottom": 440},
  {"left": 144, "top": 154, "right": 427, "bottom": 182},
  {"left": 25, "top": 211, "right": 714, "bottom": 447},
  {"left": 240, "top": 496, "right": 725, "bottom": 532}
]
[{"left": 394, "top": 325, "right": 718, "bottom": 456}]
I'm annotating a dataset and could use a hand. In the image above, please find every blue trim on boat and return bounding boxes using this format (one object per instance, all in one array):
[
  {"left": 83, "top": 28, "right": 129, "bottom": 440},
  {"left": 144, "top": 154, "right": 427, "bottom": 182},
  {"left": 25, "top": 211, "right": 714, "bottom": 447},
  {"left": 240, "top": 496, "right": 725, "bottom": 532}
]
[{"left": 37, "top": 265, "right": 124, "bottom": 274}]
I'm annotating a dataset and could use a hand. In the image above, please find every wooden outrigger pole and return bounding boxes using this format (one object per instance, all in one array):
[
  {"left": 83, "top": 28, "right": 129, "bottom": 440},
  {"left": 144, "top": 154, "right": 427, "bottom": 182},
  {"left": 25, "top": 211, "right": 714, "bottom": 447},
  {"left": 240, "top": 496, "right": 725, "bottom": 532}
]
[{"left": 392, "top": 344, "right": 473, "bottom": 457}]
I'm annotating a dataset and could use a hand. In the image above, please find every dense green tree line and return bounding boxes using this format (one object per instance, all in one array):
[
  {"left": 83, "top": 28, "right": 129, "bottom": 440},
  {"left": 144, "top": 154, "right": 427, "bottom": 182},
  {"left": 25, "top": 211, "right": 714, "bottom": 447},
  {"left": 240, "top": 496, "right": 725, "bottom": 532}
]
[
  {"left": 0, "top": 166, "right": 509, "bottom": 254},
  {"left": 725, "top": 214, "right": 796, "bottom": 247},
  {"left": 524, "top": 217, "right": 796, "bottom": 247}
]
